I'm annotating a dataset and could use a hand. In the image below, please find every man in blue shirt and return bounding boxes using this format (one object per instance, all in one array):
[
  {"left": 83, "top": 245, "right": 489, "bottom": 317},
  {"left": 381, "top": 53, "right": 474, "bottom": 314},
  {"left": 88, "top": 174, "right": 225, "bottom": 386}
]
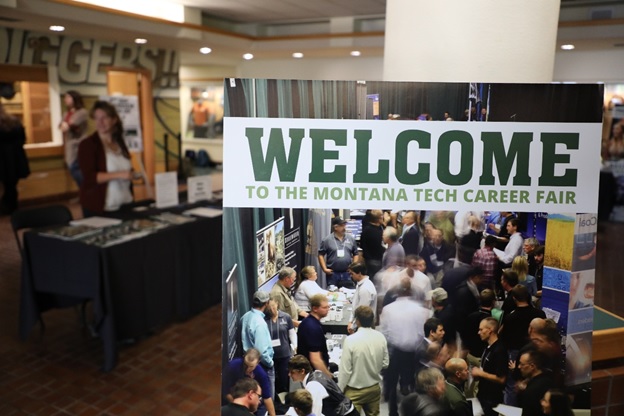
[{"left": 241, "top": 290, "right": 275, "bottom": 398}]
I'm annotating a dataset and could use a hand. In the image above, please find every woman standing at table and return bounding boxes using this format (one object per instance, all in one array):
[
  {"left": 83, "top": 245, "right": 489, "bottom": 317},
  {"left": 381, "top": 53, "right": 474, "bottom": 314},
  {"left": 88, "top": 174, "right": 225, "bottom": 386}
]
[
  {"left": 78, "top": 101, "right": 133, "bottom": 216},
  {"left": 59, "top": 90, "right": 88, "bottom": 187}
]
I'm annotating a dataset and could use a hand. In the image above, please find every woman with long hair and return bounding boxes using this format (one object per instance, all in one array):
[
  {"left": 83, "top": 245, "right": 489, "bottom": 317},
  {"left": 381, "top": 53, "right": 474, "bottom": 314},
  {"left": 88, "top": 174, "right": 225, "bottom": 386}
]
[
  {"left": 541, "top": 389, "right": 574, "bottom": 416},
  {"left": 294, "top": 266, "right": 330, "bottom": 312},
  {"left": 512, "top": 255, "right": 537, "bottom": 298},
  {"left": 0, "top": 102, "right": 30, "bottom": 214},
  {"left": 59, "top": 90, "right": 88, "bottom": 186},
  {"left": 77, "top": 100, "right": 133, "bottom": 216}
]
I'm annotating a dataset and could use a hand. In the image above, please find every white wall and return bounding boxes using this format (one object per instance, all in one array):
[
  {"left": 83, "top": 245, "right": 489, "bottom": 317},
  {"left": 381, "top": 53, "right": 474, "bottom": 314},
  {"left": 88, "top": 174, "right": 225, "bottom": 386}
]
[
  {"left": 234, "top": 50, "right": 624, "bottom": 84},
  {"left": 237, "top": 56, "right": 383, "bottom": 81},
  {"left": 553, "top": 49, "right": 624, "bottom": 83}
]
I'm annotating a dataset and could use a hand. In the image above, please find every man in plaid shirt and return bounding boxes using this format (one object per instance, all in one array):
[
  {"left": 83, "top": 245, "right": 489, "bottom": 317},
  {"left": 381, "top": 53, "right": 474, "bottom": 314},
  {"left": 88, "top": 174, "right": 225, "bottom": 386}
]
[{"left": 472, "top": 235, "right": 498, "bottom": 291}]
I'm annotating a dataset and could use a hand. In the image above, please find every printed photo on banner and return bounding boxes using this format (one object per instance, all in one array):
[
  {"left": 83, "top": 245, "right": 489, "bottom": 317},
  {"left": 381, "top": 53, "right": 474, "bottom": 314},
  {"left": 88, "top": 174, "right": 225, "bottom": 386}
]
[{"left": 221, "top": 79, "right": 603, "bottom": 394}]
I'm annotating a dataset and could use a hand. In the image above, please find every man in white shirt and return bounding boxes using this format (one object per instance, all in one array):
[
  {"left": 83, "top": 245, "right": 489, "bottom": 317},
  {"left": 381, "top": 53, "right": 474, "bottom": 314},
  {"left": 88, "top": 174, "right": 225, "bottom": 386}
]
[
  {"left": 339, "top": 306, "right": 389, "bottom": 416},
  {"left": 380, "top": 283, "right": 430, "bottom": 416},
  {"left": 493, "top": 218, "right": 523, "bottom": 267},
  {"left": 347, "top": 262, "right": 377, "bottom": 334}
]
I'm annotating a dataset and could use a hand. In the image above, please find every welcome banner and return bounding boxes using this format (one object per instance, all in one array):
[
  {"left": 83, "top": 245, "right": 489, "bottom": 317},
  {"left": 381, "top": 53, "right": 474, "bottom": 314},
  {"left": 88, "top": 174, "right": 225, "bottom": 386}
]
[{"left": 224, "top": 118, "right": 601, "bottom": 213}]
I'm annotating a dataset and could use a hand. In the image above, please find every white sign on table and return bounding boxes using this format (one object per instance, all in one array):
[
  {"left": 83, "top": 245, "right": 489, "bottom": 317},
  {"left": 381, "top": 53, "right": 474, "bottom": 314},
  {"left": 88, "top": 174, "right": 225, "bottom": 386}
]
[
  {"left": 155, "top": 172, "right": 179, "bottom": 208},
  {"left": 187, "top": 175, "right": 213, "bottom": 203}
]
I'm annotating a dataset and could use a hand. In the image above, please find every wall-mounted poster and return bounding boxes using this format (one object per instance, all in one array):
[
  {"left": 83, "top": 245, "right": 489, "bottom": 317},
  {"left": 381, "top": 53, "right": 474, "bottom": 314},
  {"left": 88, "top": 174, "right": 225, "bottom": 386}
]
[{"left": 256, "top": 217, "right": 285, "bottom": 289}]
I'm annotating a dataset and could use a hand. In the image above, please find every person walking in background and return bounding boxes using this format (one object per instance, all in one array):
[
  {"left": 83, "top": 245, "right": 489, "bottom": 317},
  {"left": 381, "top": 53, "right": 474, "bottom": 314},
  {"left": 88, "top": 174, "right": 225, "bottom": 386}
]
[
  {"left": 59, "top": 90, "right": 88, "bottom": 187},
  {"left": 78, "top": 100, "right": 134, "bottom": 216},
  {"left": 0, "top": 102, "right": 30, "bottom": 215}
]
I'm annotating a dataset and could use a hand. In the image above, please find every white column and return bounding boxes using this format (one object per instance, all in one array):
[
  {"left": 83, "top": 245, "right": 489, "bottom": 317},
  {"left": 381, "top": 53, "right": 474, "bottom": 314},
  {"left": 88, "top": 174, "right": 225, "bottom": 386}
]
[{"left": 383, "top": 0, "right": 561, "bottom": 82}]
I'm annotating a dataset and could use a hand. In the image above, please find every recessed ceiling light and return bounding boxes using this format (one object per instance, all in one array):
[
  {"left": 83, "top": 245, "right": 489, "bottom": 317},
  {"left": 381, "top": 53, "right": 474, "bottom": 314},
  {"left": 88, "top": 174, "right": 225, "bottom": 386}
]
[
  {"left": 134, "top": 38, "right": 148, "bottom": 44},
  {"left": 243, "top": 53, "right": 254, "bottom": 60},
  {"left": 350, "top": 50, "right": 361, "bottom": 57},
  {"left": 292, "top": 52, "right": 304, "bottom": 59},
  {"left": 49, "top": 25, "right": 65, "bottom": 32},
  {"left": 199, "top": 47, "right": 212, "bottom": 55},
  {"left": 561, "top": 44, "right": 575, "bottom": 50}
]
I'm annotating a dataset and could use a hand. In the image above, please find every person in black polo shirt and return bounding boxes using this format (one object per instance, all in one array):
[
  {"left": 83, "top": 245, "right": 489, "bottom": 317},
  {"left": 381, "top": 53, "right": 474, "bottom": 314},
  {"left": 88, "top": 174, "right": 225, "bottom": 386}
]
[
  {"left": 471, "top": 317, "right": 507, "bottom": 416},
  {"left": 297, "top": 294, "right": 333, "bottom": 378}
]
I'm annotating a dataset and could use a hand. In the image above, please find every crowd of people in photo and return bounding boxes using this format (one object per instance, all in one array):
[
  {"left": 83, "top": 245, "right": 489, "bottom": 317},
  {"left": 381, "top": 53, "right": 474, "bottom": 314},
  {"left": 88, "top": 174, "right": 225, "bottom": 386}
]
[{"left": 223, "top": 210, "right": 579, "bottom": 416}]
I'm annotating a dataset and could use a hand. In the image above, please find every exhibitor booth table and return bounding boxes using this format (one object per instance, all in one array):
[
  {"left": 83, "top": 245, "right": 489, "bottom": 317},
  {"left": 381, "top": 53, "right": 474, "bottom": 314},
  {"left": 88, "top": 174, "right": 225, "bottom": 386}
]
[{"left": 19, "top": 201, "right": 222, "bottom": 372}]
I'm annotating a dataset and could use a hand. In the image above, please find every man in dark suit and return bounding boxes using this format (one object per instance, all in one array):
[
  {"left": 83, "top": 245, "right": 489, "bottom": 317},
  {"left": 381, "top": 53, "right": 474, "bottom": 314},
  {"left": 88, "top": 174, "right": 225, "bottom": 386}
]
[{"left": 400, "top": 211, "right": 420, "bottom": 256}]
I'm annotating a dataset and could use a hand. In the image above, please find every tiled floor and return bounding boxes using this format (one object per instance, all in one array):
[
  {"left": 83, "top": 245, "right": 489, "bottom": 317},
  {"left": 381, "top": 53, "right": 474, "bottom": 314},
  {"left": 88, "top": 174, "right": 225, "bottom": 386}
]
[
  {"left": 1, "top": 187, "right": 623, "bottom": 414},
  {"left": 0, "top": 200, "right": 222, "bottom": 416}
]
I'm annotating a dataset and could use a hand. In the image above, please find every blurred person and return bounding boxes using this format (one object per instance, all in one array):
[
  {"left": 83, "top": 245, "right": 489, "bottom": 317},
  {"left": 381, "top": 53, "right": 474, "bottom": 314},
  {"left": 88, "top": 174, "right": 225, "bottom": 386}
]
[
  {"left": 420, "top": 228, "right": 453, "bottom": 282},
  {"left": 222, "top": 349, "right": 276, "bottom": 416},
  {"left": 265, "top": 298, "right": 297, "bottom": 396},
  {"left": 442, "top": 358, "right": 473, "bottom": 416},
  {"left": 381, "top": 284, "right": 430, "bottom": 416},
  {"left": 359, "top": 209, "right": 385, "bottom": 279},
  {"left": 457, "top": 215, "right": 483, "bottom": 265},
  {"left": 0, "top": 102, "right": 30, "bottom": 214},
  {"left": 347, "top": 262, "right": 377, "bottom": 334},
  {"left": 534, "top": 246, "right": 545, "bottom": 298},
  {"left": 431, "top": 288, "right": 457, "bottom": 347},
  {"left": 319, "top": 216, "right": 359, "bottom": 288},
  {"left": 59, "top": 90, "right": 88, "bottom": 187},
  {"left": 400, "top": 368, "right": 447, "bottom": 416},
  {"left": 541, "top": 388, "right": 574, "bottom": 416},
  {"left": 415, "top": 255, "right": 437, "bottom": 289},
  {"left": 607, "top": 121, "right": 624, "bottom": 160},
  {"left": 382, "top": 226, "right": 405, "bottom": 269},
  {"left": 78, "top": 100, "right": 134, "bottom": 216},
  {"left": 221, "top": 378, "right": 262, "bottom": 416},
  {"left": 288, "top": 355, "right": 357, "bottom": 416},
  {"left": 472, "top": 317, "right": 507, "bottom": 416},
  {"left": 270, "top": 267, "right": 308, "bottom": 325},
  {"left": 499, "top": 285, "right": 546, "bottom": 405},
  {"left": 500, "top": 269, "right": 519, "bottom": 318},
  {"left": 294, "top": 266, "right": 331, "bottom": 312},
  {"left": 511, "top": 256, "right": 537, "bottom": 299},
  {"left": 452, "top": 267, "right": 484, "bottom": 342},
  {"left": 339, "top": 306, "right": 389, "bottom": 416},
  {"left": 428, "top": 211, "right": 455, "bottom": 246}
]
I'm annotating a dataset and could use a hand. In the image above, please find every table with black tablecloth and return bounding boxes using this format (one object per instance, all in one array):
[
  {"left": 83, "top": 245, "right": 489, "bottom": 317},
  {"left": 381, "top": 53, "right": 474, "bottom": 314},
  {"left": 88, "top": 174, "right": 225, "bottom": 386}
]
[{"left": 19, "top": 206, "right": 222, "bottom": 372}]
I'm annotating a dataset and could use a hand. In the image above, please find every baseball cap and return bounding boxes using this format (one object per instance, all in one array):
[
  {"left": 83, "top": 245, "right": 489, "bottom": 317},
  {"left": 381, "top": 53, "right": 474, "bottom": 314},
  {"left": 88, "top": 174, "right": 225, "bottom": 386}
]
[
  {"left": 429, "top": 288, "right": 448, "bottom": 303},
  {"left": 332, "top": 216, "right": 347, "bottom": 226},
  {"left": 253, "top": 290, "right": 270, "bottom": 303}
]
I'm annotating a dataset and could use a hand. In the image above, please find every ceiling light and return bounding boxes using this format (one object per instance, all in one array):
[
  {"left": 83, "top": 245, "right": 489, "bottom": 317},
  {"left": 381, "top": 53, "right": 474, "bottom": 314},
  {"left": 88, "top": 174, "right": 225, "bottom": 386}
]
[
  {"left": 350, "top": 50, "right": 361, "bottom": 57},
  {"left": 49, "top": 25, "right": 65, "bottom": 32},
  {"left": 292, "top": 52, "right": 304, "bottom": 59},
  {"left": 561, "top": 44, "right": 575, "bottom": 51},
  {"left": 199, "top": 47, "right": 212, "bottom": 55},
  {"left": 243, "top": 53, "right": 254, "bottom": 60},
  {"left": 134, "top": 38, "right": 148, "bottom": 44}
]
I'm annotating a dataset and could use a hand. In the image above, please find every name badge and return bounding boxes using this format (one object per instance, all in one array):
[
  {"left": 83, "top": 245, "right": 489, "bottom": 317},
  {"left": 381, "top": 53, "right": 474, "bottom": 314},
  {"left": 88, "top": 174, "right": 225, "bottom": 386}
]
[
  {"left": 271, "top": 338, "right": 281, "bottom": 347},
  {"left": 337, "top": 249, "right": 345, "bottom": 258}
]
